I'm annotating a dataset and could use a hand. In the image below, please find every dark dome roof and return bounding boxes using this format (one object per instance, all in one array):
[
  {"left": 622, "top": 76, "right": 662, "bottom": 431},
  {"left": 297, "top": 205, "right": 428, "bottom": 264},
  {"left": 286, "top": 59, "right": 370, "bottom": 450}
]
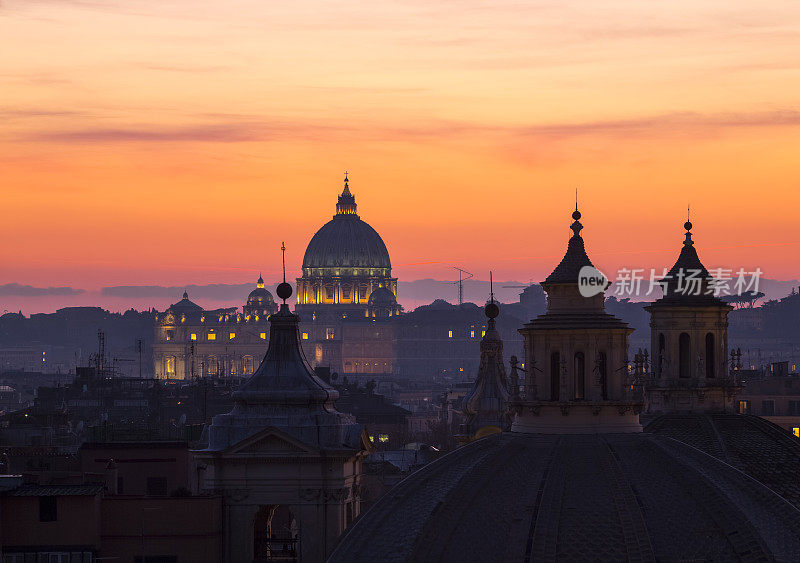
[
  {"left": 646, "top": 413, "right": 800, "bottom": 509},
  {"left": 247, "top": 287, "right": 274, "bottom": 305},
  {"left": 330, "top": 432, "right": 800, "bottom": 562},
  {"left": 302, "top": 214, "right": 391, "bottom": 270},
  {"left": 168, "top": 291, "right": 202, "bottom": 312},
  {"left": 368, "top": 287, "right": 396, "bottom": 306}
]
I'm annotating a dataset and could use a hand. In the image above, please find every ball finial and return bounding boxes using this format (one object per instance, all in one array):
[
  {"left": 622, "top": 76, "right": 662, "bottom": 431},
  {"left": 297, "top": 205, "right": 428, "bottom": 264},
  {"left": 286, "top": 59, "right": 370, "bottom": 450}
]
[
  {"left": 684, "top": 221, "right": 692, "bottom": 231},
  {"left": 572, "top": 209, "right": 581, "bottom": 221},
  {"left": 485, "top": 301, "right": 499, "bottom": 319},
  {"left": 276, "top": 282, "right": 292, "bottom": 301}
]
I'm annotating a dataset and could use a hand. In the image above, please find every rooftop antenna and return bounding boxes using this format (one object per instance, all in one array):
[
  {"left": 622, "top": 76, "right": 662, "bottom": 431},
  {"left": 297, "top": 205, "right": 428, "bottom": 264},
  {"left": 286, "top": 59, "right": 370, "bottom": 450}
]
[
  {"left": 490, "top": 271, "right": 494, "bottom": 304},
  {"left": 575, "top": 187, "right": 578, "bottom": 211},
  {"left": 452, "top": 267, "right": 473, "bottom": 306},
  {"left": 687, "top": 204, "right": 691, "bottom": 222}
]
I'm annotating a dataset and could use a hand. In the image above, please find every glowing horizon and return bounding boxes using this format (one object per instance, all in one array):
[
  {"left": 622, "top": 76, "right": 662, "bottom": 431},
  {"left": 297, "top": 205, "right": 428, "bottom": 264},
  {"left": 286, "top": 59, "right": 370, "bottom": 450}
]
[{"left": 2, "top": 0, "right": 799, "bottom": 313}]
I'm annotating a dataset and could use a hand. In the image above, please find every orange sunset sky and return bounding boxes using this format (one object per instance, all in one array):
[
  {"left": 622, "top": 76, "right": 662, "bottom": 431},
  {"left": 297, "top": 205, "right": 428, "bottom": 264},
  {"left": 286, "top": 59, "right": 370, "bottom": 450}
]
[{"left": 2, "top": 0, "right": 799, "bottom": 312}]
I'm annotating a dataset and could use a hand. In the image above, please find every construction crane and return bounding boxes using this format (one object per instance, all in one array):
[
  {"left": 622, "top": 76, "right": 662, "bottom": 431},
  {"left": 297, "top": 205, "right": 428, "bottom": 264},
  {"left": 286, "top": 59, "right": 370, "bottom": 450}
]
[{"left": 452, "top": 267, "right": 473, "bottom": 306}]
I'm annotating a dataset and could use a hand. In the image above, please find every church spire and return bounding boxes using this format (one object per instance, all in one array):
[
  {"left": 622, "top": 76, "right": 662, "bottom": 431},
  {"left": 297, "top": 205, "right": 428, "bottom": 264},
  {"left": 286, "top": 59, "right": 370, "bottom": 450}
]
[
  {"left": 461, "top": 273, "right": 511, "bottom": 437},
  {"left": 336, "top": 171, "right": 358, "bottom": 215},
  {"left": 543, "top": 205, "right": 593, "bottom": 285},
  {"left": 206, "top": 242, "right": 363, "bottom": 452}
]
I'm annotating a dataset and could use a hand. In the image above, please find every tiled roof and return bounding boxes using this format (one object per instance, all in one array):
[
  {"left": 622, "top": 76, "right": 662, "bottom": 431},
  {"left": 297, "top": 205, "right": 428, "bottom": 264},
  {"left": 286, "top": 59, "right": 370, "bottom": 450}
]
[
  {"left": 543, "top": 233, "right": 594, "bottom": 285},
  {"left": 646, "top": 413, "right": 800, "bottom": 508}
]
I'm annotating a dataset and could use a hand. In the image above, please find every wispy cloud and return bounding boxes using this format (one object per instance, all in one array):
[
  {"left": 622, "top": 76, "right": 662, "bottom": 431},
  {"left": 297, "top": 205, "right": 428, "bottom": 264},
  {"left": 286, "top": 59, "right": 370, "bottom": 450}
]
[
  {"left": 0, "top": 283, "right": 85, "bottom": 296},
  {"left": 516, "top": 110, "right": 800, "bottom": 138},
  {"left": 14, "top": 109, "right": 800, "bottom": 147}
]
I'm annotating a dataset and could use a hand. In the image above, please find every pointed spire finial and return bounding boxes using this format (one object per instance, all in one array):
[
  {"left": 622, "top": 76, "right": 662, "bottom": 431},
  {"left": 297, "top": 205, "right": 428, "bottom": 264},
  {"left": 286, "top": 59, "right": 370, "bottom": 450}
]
[
  {"left": 342, "top": 171, "right": 351, "bottom": 195},
  {"left": 684, "top": 205, "right": 693, "bottom": 243},
  {"left": 281, "top": 242, "right": 286, "bottom": 284},
  {"left": 276, "top": 242, "right": 292, "bottom": 304},
  {"left": 336, "top": 172, "right": 357, "bottom": 214},
  {"left": 571, "top": 199, "right": 583, "bottom": 236},
  {"left": 485, "top": 271, "right": 499, "bottom": 322}
]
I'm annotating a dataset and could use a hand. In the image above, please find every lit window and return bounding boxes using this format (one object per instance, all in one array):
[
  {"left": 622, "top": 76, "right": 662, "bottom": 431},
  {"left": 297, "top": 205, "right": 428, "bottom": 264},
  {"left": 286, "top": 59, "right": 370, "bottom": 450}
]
[
  {"left": 302, "top": 333, "right": 309, "bottom": 340},
  {"left": 326, "top": 328, "right": 335, "bottom": 340},
  {"left": 470, "top": 330, "right": 475, "bottom": 338},
  {"left": 793, "top": 427, "right": 799, "bottom": 438},
  {"left": 190, "top": 334, "right": 197, "bottom": 341},
  {"left": 482, "top": 330, "right": 486, "bottom": 337},
  {"left": 448, "top": 330, "right": 453, "bottom": 338},
  {"left": 378, "top": 434, "right": 389, "bottom": 443},
  {"left": 260, "top": 333, "right": 266, "bottom": 340},
  {"left": 368, "top": 435, "right": 374, "bottom": 443},
  {"left": 200, "top": 316, "right": 205, "bottom": 323},
  {"left": 229, "top": 332, "right": 236, "bottom": 340},
  {"left": 208, "top": 333, "right": 216, "bottom": 341}
]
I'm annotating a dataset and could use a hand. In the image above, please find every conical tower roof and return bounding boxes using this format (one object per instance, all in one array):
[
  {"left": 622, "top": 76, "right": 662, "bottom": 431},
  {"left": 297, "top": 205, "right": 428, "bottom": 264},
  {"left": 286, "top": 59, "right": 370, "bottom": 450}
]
[
  {"left": 656, "top": 219, "right": 726, "bottom": 304},
  {"left": 543, "top": 207, "right": 594, "bottom": 285}
]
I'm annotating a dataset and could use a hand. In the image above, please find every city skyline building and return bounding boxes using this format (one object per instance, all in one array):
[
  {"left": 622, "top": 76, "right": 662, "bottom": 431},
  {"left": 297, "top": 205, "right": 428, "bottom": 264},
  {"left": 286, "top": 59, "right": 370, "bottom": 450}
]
[{"left": 153, "top": 281, "right": 276, "bottom": 379}]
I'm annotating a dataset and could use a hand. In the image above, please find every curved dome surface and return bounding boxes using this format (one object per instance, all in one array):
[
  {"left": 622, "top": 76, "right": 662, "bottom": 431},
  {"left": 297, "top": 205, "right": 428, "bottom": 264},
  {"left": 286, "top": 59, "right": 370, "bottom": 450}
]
[
  {"left": 368, "top": 287, "right": 396, "bottom": 306},
  {"left": 330, "top": 432, "right": 800, "bottom": 562},
  {"left": 302, "top": 214, "right": 391, "bottom": 270},
  {"left": 247, "top": 287, "right": 274, "bottom": 305}
]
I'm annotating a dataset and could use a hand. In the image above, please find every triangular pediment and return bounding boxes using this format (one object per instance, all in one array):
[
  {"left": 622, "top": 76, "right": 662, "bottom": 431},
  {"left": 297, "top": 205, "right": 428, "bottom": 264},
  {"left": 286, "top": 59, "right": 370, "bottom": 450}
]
[{"left": 225, "top": 426, "right": 319, "bottom": 456}]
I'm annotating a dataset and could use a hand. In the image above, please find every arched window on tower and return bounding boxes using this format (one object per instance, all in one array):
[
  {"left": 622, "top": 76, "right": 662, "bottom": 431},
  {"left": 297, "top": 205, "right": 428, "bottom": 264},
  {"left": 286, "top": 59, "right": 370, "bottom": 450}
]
[
  {"left": 679, "top": 333, "right": 691, "bottom": 379},
  {"left": 705, "top": 333, "right": 715, "bottom": 378},
  {"left": 574, "top": 352, "right": 585, "bottom": 400},
  {"left": 658, "top": 333, "right": 666, "bottom": 378},
  {"left": 550, "top": 351, "right": 561, "bottom": 401}
]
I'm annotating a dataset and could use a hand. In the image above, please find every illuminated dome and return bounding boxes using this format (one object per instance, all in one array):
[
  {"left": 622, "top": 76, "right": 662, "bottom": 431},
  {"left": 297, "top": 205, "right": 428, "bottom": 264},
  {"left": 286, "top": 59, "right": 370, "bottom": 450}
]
[
  {"left": 301, "top": 175, "right": 391, "bottom": 272},
  {"left": 247, "top": 275, "right": 274, "bottom": 307},
  {"left": 244, "top": 275, "right": 277, "bottom": 316},
  {"left": 296, "top": 174, "right": 397, "bottom": 312}
]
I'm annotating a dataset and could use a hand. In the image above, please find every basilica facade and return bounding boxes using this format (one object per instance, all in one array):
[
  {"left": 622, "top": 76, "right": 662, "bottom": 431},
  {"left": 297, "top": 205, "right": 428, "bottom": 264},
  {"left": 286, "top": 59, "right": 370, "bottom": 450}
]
[{"left": 152, "top": 279, "right": 277, "bottom": 379}]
